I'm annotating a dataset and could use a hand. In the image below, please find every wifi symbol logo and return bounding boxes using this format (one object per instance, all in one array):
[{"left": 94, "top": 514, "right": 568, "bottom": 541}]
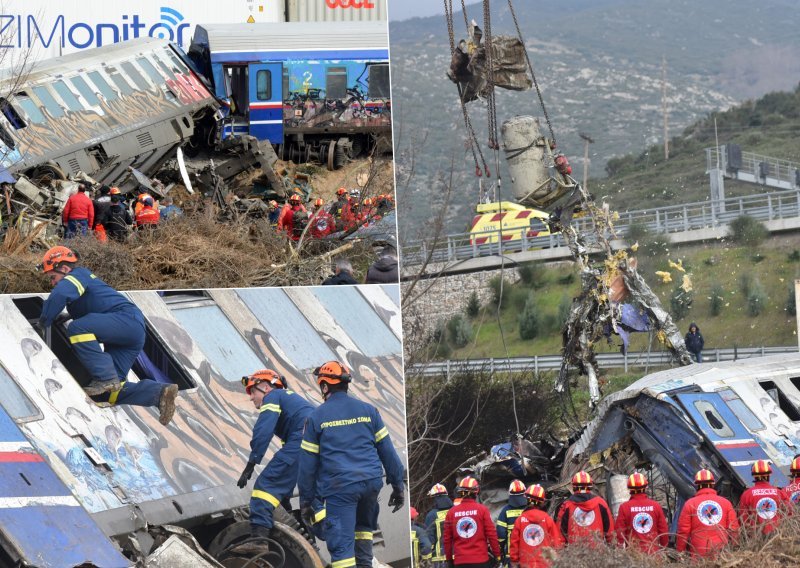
[{"left": 151, "top": 7, "right": 186, "bottom": 40}]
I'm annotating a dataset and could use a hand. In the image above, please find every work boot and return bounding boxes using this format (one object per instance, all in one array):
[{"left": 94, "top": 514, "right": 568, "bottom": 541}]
[
  {"left": 158, "top": 384, "right": 179, "bottom": 425},
  {"left": 84, "top": 378, "right": 121, "bottom": 396},
  {"left": 230, "top": 525, "right": 272, "bottom": 554}
]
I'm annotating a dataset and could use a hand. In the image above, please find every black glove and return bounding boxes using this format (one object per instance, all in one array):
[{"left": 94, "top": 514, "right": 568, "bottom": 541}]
[
  {"left": 387, "top": 486, "right": 404, "bottom": 513},
  {"left": 236, "top": 461, "right": 256, "bottom": 488},
  {"left": 300, "top": 506, "right": 315, "bottom": 527}
]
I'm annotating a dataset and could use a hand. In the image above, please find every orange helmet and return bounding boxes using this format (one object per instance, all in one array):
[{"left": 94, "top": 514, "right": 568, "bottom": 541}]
[
  {"left": 363, "top": 198, "right": 373, "bottom": 206},
  {"left": 241, "top": 369, "right": 285, "bottom": 394},
  {"left": 508, "top": 480, "right": 526, "bottom": 495},
  {"left": 457, "top": 476, "right": 480, "bottom": 495},
  {"left": 752, "top": 460, "right": 772, "bottom": 478},
  {"left": 410, "top": 506, "right": 419, "bottom": 521},
  {"left": 314, "top": 198, "right": 324, "bottom": 207},
  {"left": 109, "top": 187, "right": 121, "bottom": 195},
  {"left": 792, "top": 455, "right": 800, "bottom": 475},
  {"left": 313, "top": 361, "right": 351, "bottom": 385},
  {"left": 627, "top": 472, "right": 648, "bottom": 490},
  {"left": 336, "top": 187, "right": 347, "bottom": 196},
  {"left": 290, "top": 194, "right": 302, "bottom": 204},
  {"left": 39, "top": 246, "right": 79, "bottom": 273},
  {"left": 571, "top": 471, "right": 593, "bottom": 492},
  {"left": 428, "top": 483, "right": 448, "bottom": 497},
  {"left": 694, "top": 469, "right": 715, "bottom": 486},
  {"left": 525, "top": 484, "right": 546, "bottom": 503}
]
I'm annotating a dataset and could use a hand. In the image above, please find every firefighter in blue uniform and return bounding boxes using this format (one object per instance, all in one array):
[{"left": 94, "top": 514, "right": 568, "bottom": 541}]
[
  {"left": 236, "top": 369, "right": 315, "bottom": 550},
  {"left": 424, "top": 483, "right": 453, "bottom": 568},
  {"left": 298, "top": 361, "right": 406, "bottom": 568},
  {"left": 37, "top": 246, "right": 177, "bottom": 424},
  {"left": 496, "top": 479, "right": 527, "bottom": 566}
]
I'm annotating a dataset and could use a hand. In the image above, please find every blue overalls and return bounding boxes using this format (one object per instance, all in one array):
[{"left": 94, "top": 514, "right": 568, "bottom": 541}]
[
  {"left": 39, "top": 267, "right": 164, "bottom": 407},
  {"left": 298, "top": 391, "right": 405, "bottom": 568},
  {"left": 496, "top": 494, "right": 527, "bottom": 565},
  {"left": 248, "top": 388, "right": 314, "bottom": 530},
  {"left": 424, "top": 495, "right": 453, "bottom": 567}
]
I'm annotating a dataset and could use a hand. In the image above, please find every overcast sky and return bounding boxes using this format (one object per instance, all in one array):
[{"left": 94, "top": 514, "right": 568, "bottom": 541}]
[{"left": 388, "top": 0, "right": 446, "bottom": 21}]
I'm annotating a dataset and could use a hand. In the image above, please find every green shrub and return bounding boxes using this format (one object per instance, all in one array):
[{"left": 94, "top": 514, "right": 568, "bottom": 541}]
[
  {"left": 465, "top": 291, "right": 481, "bottom": 318},
  {"left": 488, "top": 276, "right": 508, "bottom": 307},
  {"left": 738, "top": 272, "right": 754, "bottom": 297},
  {"left": 558, "top": 294, "right": 572, "bottom": 328},
  {"left": 787, "top": 285, "right": 797, "bottom": 316},
  {"left": 557, "top": 272, "right": 575, "bottom": 285},
  {"left": 519, "top": 293, "right": 541, "bottom": 340},
  {"left": 709, "top": 284, "right": 725, "bottom": 317},
  {"left": 518, "top": 263, "right": 546, "bottom": 288},
  {"left": 542, "top": 312, "right": 560, "bottom": 334},
  {"left": 751, "top": 252, "right": 766, "bottom": 263},
  {"left": 788, "top": 250, "right": 800, "bottom": 262},
  {"left": 447, "top": 315, "right": 473, "bottom": 348},
  {"left": 670, "top": 287, "right": 693, "bottom": 320},
  {"left": 728, "top": 215, "right": 768, "bottom": 247},
  {"left": 747, "top": 279, "right": 767, "bottom": 317},
  {"left": 510, "top": 287, "right": 531, "bottom": 311}
]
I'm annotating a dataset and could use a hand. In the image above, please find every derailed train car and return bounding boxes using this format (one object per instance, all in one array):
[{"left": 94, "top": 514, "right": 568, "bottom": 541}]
[
  {"left": 0, "top": 286, "right": 408, "bottom": 567},
  {"left": 564, "top": 353, "right": 800, "bottom": 525}
]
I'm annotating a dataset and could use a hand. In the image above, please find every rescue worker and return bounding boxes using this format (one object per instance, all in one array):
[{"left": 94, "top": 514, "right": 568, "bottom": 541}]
[
  {"left": 556, "top": 471, "right": 614, "bottom": 546},
  {"left": 236, "top": 370, "right": 315, "bottom": 551},
  {"left": 310, "top": 198, "right": 335, "bottom": 239},
  {"left": 496, "top": 480, "right": 527, "bottom": 566},
  {"left": 676, "top": 469, "right": 739, "bottom": 559},
  {"left": 62, "top": 183, "right": 94, "bottom": 238},
  {"left": 37, "top": 246, "right": 177, "bottom": 424},
  {"left": 159, "top": 196, "right": 182, "bottom": 220},
  {"left": 92, "top": 185, "right": 111, "bottom": 242},
  {"left": 509, "top": 484, "right": 564, "bottom": 568},
  {"left": 411, "top": 506, "right": 433, "bottom": 567},
  {"left": 614, "top": 472, "right": 668, "bottom": 553},
  {"left": 298, "top": 361, "right": 405, "bottom": 568},
  {"left": 278, "top": 194, "right": 307, "bottom": 241},
  {"left": 443, "top": 476, "right": 500, "bottom": 567},
  {"left": 267, "top": 200, "right": 281, "bottom": 227},
  {"left": 135, "top": 197, "right": 160, "bottom": 228},
  {"left": 332, "top": 187, "right": 350, "bottom": 229},
  {"left": 782, "top": 455, "right": 800, "bottom": 506},
  {"left": 738, "top": 459, "right": 787, "bottom": 534},
  {"left": 361, "top": 197, "right": 375, "bottom": 223},
  {"left": 105, "top": 191, "right": 132, "bottom": 242},
  {"left": 134, "top": 190, "right": 158, "bottom": 216},
  {"left": 424, "top": 483, "right": 454, "bottom": 568}
]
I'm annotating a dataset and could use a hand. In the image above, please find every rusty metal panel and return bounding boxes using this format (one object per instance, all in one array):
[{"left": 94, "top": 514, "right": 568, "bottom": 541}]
[{"left": 287, "top": 0, "right": 387, "bottom": 22}]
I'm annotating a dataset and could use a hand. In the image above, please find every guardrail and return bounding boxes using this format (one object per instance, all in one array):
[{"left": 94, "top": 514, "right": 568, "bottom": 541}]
[
  {"left": 707, "top": 146, "right": 800, "bottom": 189},
  {"left": 409, "top": 346, "right": 798, "bottom": 377},
  {"left": 402, "top": 188, "right": 800, "bottom": 266}
]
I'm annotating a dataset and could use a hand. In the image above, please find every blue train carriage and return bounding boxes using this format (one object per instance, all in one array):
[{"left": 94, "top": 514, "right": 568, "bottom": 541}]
[
  {"left": 0, "top": 286, "right": 408, "bottom": 567},
  {"left": 566, "top": 353, "right": 800, "bottom": 527},
  {"left": 188, "top": 21, "right": 391, "bottom": 170},
  {"left": 0, "top": 37, "right": 219, "bottom": 191}
]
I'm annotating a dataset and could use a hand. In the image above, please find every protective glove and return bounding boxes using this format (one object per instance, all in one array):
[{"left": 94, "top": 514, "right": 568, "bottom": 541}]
[
  {"left": 300, "top": 506, "right": 315, "bottom": 528},
  {"left": 387, "top": 486, "right": 404, "bottom": 513},
  {"left": 236, "top": 461, "right": 256, "bottom": 488}
]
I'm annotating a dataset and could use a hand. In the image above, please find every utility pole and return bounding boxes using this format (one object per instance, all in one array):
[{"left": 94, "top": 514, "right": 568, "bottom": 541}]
[
  {"left": 662, "top": 56, "right": 669, "bottom": 160},
  {"left": 579, "top": 132, "right": 594, "bottom": 190}
]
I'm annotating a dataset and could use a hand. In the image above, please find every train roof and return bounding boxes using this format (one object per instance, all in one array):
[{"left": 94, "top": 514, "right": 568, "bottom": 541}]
[{"left": 193, "top": 21, "right": 388, "bottom": 61}]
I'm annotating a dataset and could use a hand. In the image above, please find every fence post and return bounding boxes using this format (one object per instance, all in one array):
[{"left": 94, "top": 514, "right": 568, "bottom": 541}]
[
  {"left": 490, "top": 358, "right": 494, "bottom": 374},
  {"left": 624, "top": 351, "right": 628, "bottom": 373},
  {"left": 768, "top": 195, "right": 773, "bottom": 220},
  {"left": 734, "top": 344, "right": 737, "bottom": 361},
  {"left": 534, "top": 355, "right": 538, "bottom": 375},
  {"left": 683, "top": 206, "right": 689, "bottom": 231},
  {"left": 762, "top": 345, "right": 765, "bottom": 357},
  {"left": 716, "top": 349, "right": 720, "bottom": 362},
  {"left": 655, "top": 210, "right": 661, "bottom": 233}
]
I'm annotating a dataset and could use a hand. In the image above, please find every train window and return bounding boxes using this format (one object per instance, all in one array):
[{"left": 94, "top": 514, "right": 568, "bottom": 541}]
[
  {"left": 167, "top": 52, "right": 188, "bottom": 74},
  {"left": 256, "top": 70, "right": 271, "bottom": 100},
  {"left": 137, "top": 57, "right": 165, "bottom": 84},
  {"left": 88, "top": 71, "right": 117, "bottom": 102},
  {"left": 326, "top": 66, "right": 347, "bottom": 99},
  {"left": 368, "top": 64, "right": 390, "bottom": 99},
  {"left": 693, "top": 400, "right": 735, "bottom": 437},
  {"left": 108, "top": 71, "right": 134, "bottom": 97},
  {"left": 52, "top": 81, "right": 82, "bottom": 112},
  {"left": 0, "top": 98, "right": 25, "bottom": 130},
  {"left": 15, "top": 94, "right": 45, "bottom": 124},
  {"left": 130, "top": 324, "right": 197, "bottom": 391},
  {"left": 153, "top": 54, "right": 175, "bottom": 80},
  {"left": 283, "top": 67, "right": 289, "bottom": 99},
  {"left": 32, "top": 86, "right": 64, "bottom": 118},
  {"left": 758, "top": 380, "right": 800, "bottom": 421},
  {"left": 71, "top": 76, "right": 100, "bottom": 107},
  {"left": 0, "top": 364, "right": 41, "bottom": 422},
  {"left": 121, "top": 62, "right": 150, "bottom": 91},
  {"left": 718, "top": 388, "right": 765, "bottom": 431}
]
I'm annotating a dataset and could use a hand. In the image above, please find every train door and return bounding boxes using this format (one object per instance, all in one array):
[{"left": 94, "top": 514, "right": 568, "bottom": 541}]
[
  {"left": 675, "top": 392, "right": 789, "bottom": 487},
  {"left": 222, "top": 65, "right": 249, "bottom": 137},
  {"left": 247, "top": 62, "right": 283, "bottom": 143}
]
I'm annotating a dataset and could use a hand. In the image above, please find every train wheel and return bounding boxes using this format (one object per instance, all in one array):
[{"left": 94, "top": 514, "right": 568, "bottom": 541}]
[
  {"left": 208, "top": 518, "right": 323, "bottom": 568},
  {"left": 30, "top": 163, "right": 67, "bottom": 186},
  {"left": 326, "top": 140, "right": 337, "bottom": 171}
]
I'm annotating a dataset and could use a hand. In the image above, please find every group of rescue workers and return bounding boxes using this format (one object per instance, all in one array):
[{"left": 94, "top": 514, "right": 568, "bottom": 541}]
[
  {"left": 34, "top": 245, "right": 405, "bottom": 567},
  {"left": 412, "top": 458, "right": 800, "bottom": 567},
  {"left": 62, "top": 182, "right": 182, "bottom": 241},
  {"left": 268, "top": 186, "right": 394, "bottom": 241}
]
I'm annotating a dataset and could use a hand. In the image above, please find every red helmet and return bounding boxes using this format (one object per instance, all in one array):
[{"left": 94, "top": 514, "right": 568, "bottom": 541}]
[
  {"left": 792, "top": 455, "right": 800, "bottom": 475},
  {"left": 457, "top": 476, "right": 480, "bottom": 495},
  {"left": 313, "top": 361, "right": 351, "bottom": 385},
  {"left": 314, "top": 198, "right": 324, "bottom": 207},
  {"left": 508, "top": 479, "right": 526, "bottom": 495},
  {"left": 751, "top": 460, "right": 772, "bottom": 477},
  {"left": 627, "top": 472, "right": 648, "bottom": 490},
  {"left": 336, "top": 187, "right": 347, "bottom": 196},
  {"left": 289, "top": 194, "right": 302, "bottom": 204},
  {"left": 39, "top": 246, "right": 79, "bottom": 273},
  {"left": 694, "top": 469, "right": 715, "bottom": 486},
  {"left": 410, "top": 506, "right": 418, "bottom": 521},
  {"left": 363, "top": 198, "right": 373, "bottom": 206},
  {"left": 571, "top": 471, "right": 593, "bottom": 492},
  {"left": 525, "top": 484, "right": 546, "bottom": 503},
  {"left": 428, "top": 483, "right": 448, "bottom": 497},
  {"left": 109, "top": 187, "right": 121, "bottom": 195},
  {"left": 241, "top": 369, "right": 285, "bottom": 394}
]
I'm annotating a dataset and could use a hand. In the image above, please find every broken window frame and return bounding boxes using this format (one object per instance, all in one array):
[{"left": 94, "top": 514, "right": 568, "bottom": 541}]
[
  {"left": 52, "top": 80, "right": 83, "bottom": 112},
  {"left": 692, "top": 399, "right": 736, "bottom": 438},
  {"left": 0, "top": 97, "right": 26, "bottom": 130},
  {"left": 367, "top": 63, "right": 390, "bottom": 99},
  {"left": 31, "top": 86, "right": 65, "bottom": 118},
  {"left": 758, "top": 380, "right": 800, "bottom": 421},
  {"left": 717, "top": 388, "right": 765, "bottom": 432},
  {"left": 325, "top": 66, "right": 348, "bottom": 99},
  {"left": 130, "top": 325, "right": 197, "bottom": 392},
  {"left": 0, "top": 363, "right": 43, "bottom": 423}
]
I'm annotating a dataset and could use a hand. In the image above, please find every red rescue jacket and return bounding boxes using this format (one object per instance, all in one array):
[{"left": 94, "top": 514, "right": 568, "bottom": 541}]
[
  {"left": 615, "top": 492, "right": 668, "bottom": 552},
  {"left": 509, "top": 507, "right": 564, "bottom": 568},
  {"left": 135, "top": 206, "right": 160, "bottom": 227},
  {"left": 676, "top": 488, "right": 739, "bottom": 558},
  {"left": 62, "top": 192, "right": 94, "bottom": 226},
  {"left": 556, "top": 493, "right": 614, "bottom": 546},
  {"left": 310, "top": 210, "right": 335, "bottom": 238},
  {"left": 739, "top": 480, "right": 787, "bottom": 533},
  {"left": 443, "top": 498, "right": 500, "bottom": 565},
  {"left": 782, "top": 478, "right": 800, "bottom": 510}
]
